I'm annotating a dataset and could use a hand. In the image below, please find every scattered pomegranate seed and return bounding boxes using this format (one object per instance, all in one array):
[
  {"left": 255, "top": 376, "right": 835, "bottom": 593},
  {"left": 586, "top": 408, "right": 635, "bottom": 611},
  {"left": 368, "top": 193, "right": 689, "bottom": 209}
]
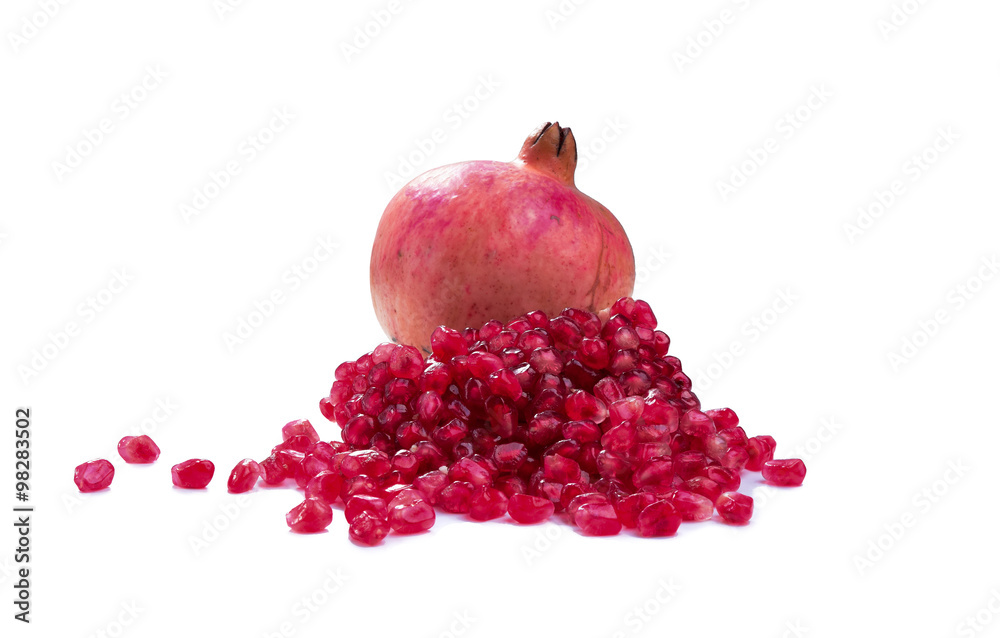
[
  {"left": 74, "top": 459, "right": 115, "bottom": 492},
  {"left": 507, "top": 493, "right": 555, "bottom": 524},
  {"left": 637, "top": 501, "right": 681, "bottom": 537},
  {"left": 171, "top": 459, "right": 215, "bottom": 489},
  {"left": 349, "top": 511, "right": 391, "bottom": 545},
  {"left": 716, "top": 492, "right": 754, "bottom": 524},
  {"left": 575, "top": 502, "right": 622, "bottom": 536},
  {"left": 117, "top": 435, "right": 160, "bottom": 464},
  {"left": 286, "top": 497, "right": 333, "bottom": 533},
  {"left": 227, "top": 459, "right": 262, "bottom": 493},
  {"left": 762, "top": 459, "right": 807, "bottom": 486},
  {"left": 388, "top": 496, "right": 435, "bottom": 534},
  {"left": 469, "top": 486, "right": 509, "bottom": 521}
]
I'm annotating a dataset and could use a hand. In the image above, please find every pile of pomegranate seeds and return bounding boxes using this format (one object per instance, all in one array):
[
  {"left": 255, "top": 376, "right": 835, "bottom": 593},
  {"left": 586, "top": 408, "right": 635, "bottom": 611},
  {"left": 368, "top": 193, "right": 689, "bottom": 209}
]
[
  {"left": 275, "top": 296, "right": 805, "bottom": 544},
  {"left": 72, "top": 296, "right": 806, "bottom": 546}
]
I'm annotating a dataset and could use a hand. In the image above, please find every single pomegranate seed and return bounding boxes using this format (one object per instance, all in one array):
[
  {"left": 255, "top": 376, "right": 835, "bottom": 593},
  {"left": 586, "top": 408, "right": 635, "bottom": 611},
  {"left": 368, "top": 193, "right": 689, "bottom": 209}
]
[
  {"left": 702, "top": 466, "right": 741, "bottom": 492},
  {"left": 493, "top": 442, "right": 528, "bottom": 471},
  {"left": 507, "top": 493, "right": 555, "bottom": 524},
  {"left": 467, "top": 351, "right": 504, "bottom": 379},
  {"left": 593, "top": 376, "right": 625, "bottom": 405},
  {"left": 74, "top": 459, "right": 115, "bottom": 492},
  {"left": 563, "top": 420, "right": 602, "bottom": 444},
  {"left": 388, "top": 497, "right": 436, "bottom": 534},
  {"left": 674, "top": 451, "right": 707, "bottom": 480},
  {"left": 116, "top": 435, "right": 160, "bottom": 464},
  {"left": 543, "top": 454, "right": 581, "bottom": 484},
  {"left": 305, "top": 470, "right": 344, "bottom": 505},
  {"left": 637, "top": 501, "right": 681, "bottom": 537},
  {"left": 470, "top": 486, "right": 509, "bottom": 521},
  {"left": 716, "top": 491, "right": 754, "bottom": 524},
  {"left": 227, "top": 459, "right": 262, "bottom": 493},
  {"left": 350, "top": 510, "right": 391, "bottom": 545},
  {"left": 388, "top": 344, "right": 424, "bottom": 379},
  {"left": 286, "top": 497, "right": 333, "bottom": 533},
  {"left": 345, "top": 494, "right": 389, "bottom": 523},
  {"left": 601, "top": 423, "right": 637, "bottom": 454},
  {"left": 438, "top": 481, "right": 475, "bottom": 513},
  {"left": 171, "top": 459, "right": 215, "bottom": 489},
  {"left": 679, "top": 410, "right": 715, "bottom": 437},
  {"left": 575, "top": 502, "right": 622, "bottom": 536},
  {"left": 431, "top": 326, "right": 468, "bottom": 359},
  {"left": 259, "top": 454, "right": 289, "bottom": 485},
  {"left": 762, "top": 459, "right": 807, "bottom": 486},
  {"left": 667, "top": 490, "right": 713, "bottom": 521},
  {"left": 281, "top": 419, "right": 320, "bottom": 444},
  {"left": 577, "top": 337, "right": 610, "bottom": 369},
  {"left": 565, "top": 390, "right": 608, "bottom": 423},
  {"left": 548, "top": 315, "right": 583, "bottom": 348},
  {"left": 745, "top": 436, "right": 775, "bottom": 471}
]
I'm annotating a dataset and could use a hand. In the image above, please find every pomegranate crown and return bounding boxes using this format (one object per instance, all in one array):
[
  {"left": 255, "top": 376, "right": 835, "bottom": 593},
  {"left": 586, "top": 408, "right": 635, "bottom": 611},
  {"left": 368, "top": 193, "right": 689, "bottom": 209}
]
[{"left": 516, "top": 121, "right": 577, "bottom": 186}]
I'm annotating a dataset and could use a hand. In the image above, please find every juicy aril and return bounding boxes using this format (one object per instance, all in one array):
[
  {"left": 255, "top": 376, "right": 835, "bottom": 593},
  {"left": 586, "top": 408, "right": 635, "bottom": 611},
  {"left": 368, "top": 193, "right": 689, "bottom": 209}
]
[{"left": 371, "top": 122, "right": 636, "bottom": 352}]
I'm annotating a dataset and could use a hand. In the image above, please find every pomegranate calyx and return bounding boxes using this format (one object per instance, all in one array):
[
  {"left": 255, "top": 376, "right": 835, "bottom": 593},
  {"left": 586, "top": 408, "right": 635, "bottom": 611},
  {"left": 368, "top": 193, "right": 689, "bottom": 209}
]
[{"left": 516, "top": 121, "right": 577, "bottom": 186}]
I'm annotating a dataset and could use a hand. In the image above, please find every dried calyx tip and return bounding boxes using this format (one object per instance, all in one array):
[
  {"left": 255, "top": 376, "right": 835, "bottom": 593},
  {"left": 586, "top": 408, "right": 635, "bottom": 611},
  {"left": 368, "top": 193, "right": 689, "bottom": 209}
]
[{"left": 518, "top": 121, "right": 577, "bottom": 185}]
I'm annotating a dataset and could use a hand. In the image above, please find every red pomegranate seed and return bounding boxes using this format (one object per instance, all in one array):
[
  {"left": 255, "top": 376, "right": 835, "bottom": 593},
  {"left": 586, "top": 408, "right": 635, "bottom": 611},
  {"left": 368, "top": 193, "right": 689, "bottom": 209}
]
[
  {"left": 388, "top": 496, "right": 435, "bottom": 534},
  {"left": 345, "top": 494, "right": 388, "bottom": 523},
  {"left": 227, "top": 459, "right": 262, "bottom": 493},
  {"left": 563, "top": 420, "right": 602, "bottom": 444},
  {"left": 679, "top": 410, "right": 715, "bottom": 437},
  {"left": 281, "top": 419, "right": 319, "bottom": 444},
  {"left": 74, "top": 459, "right": 115, "bottom": 492},
  {"left": 259, "top": 454, "right": 289, "bottom": 485},
  {"left": 601, "top": 423, "right": 637, "bottom": 454},
  {"left": 389, "top": 344, "right": 424, "bottom": 379},
  {"left": 438, "top": 481, "right": 475, "bottom": 513},
  {"left": 305, "top": 470, "right": 343, "bottom": 505},
  {"left": 762, "top": 459, "right": 807, "bottom": 486},
  {"left": 470, "top": 486, "right": 509, "bottom": 521},
  {"left": 349, "top": 511, "right": 391, "bottom": 545},
  {"left": 575, "top": 502, "right": 622, "bottom": 536},
  {"left": 507, "top": 493, "right": 555, "bottom": 524},
  {"left": 716, "top": 491, "right": 753, "bottom": 524},
  {"left": 702, "top": 466, "right": 740, "bottom": 492},
  {"left": 637, "top": 501, "right": 681, "bottom": 537},
  {"left": 171, "top": 459, "right": 215, "bottom": 489},
  {"left": 667, "top": 490, "right": 714, "bottom": 521},
  {"left": 286, "top": 497, "right": 333, "bottom": 533},
  {"left": 543, "top": 454, "right": 581, "bottom": 484},
  {"left": 117, "top": 435, "right": 160, "bottom": 464},
  {"left": 564, "top": 390, "right": 608, "bottom": 424},
  {"left": 745, "top": 436, "right": 775, "bottom": 471},
  {"left": 493, "top": 442, "right": 528, "bottom": 471},
  {"left": 431, "top": 326, "right": 468, "bottom": 359}
]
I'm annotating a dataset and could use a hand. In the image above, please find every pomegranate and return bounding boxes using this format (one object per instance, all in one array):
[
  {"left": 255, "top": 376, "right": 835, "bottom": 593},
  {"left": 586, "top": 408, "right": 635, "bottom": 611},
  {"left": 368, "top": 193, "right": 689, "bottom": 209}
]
[{"left": 371, "top": 122, "right": 636, "bottom": 352}]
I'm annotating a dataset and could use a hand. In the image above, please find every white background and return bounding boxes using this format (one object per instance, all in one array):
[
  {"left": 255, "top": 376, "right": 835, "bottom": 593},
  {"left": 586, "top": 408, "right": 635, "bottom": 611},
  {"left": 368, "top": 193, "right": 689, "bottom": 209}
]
[{"left": 2, "top": 0, "right": 999, "bottom": 636}]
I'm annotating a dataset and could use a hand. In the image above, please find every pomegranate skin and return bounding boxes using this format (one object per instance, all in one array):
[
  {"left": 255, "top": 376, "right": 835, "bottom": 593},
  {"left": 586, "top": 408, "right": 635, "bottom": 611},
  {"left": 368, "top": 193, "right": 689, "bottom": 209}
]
[{"left": 371, "top": 122, "right": 635, "bottom": 352}]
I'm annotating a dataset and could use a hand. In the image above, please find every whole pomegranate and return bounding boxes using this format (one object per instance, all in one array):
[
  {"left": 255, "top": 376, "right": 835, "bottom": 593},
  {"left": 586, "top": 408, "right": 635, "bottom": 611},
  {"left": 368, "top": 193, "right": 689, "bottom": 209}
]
[{"left": 371, "top": 122, "right": 635, "bottom": 352}]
